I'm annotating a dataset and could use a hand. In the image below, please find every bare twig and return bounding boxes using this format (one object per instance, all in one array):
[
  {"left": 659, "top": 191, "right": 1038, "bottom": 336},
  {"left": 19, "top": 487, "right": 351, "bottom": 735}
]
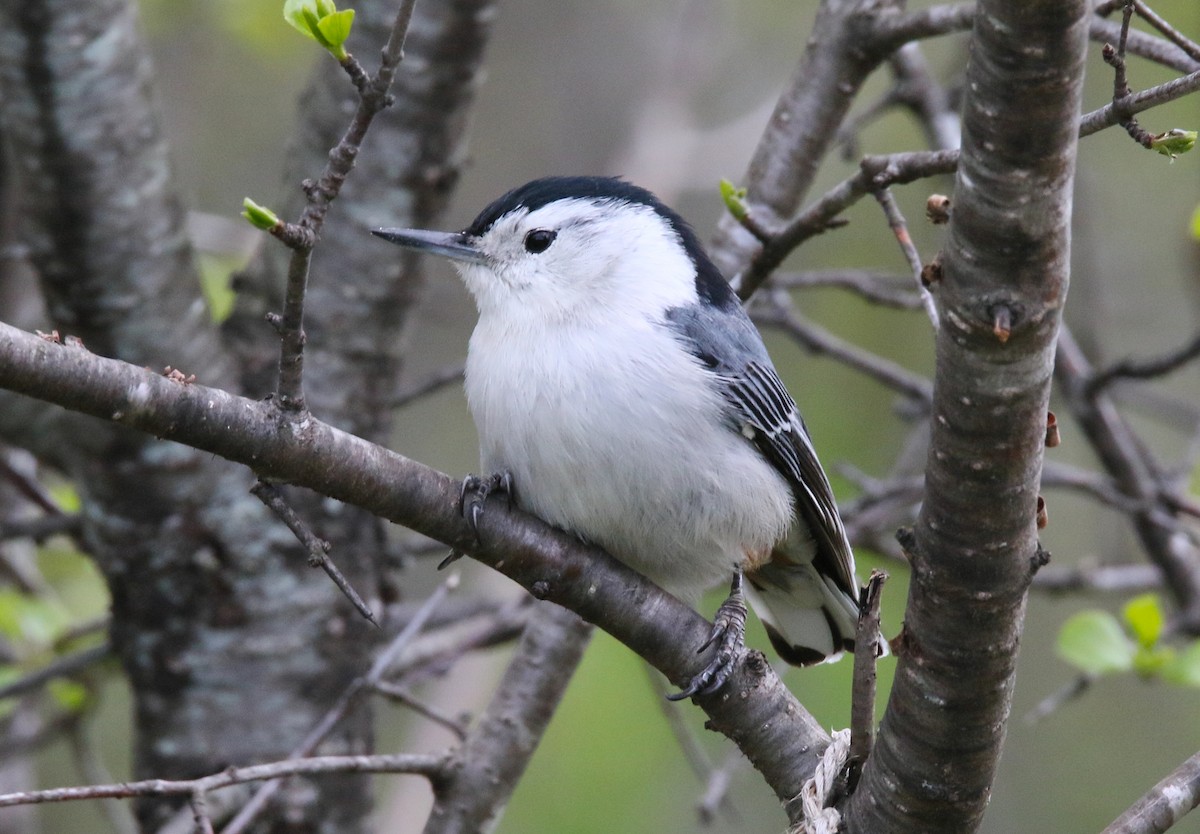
[
  {"left": 250, "top": 480, "right": 378, "bottom": 625},
  {"left": 424, "top": 603, "right": 593, "bottom": 834},
  {"left": 753, "top": 290, "right": 934, "bottom": 407},
  {"left": 1032, "top": 562, "right": 1162, "bottom": 594},
  {"left": 0, "top": 513, "right": 80, "bottom": 544},
  {"left": 0, "top": 644, "right": 110, "bottom": 702},
  {"left": 771, "top": 271, "right": 925, "bottom": 309},
  {"left": 1086, "top": 331, "right": 1200, "bottom": 397},
  {"left": 871, "top": 187, "right": 939, "bottom": 328},
  {"left": 1102, "top": 748, "right": 1200, "bottom": 834},
  {"left": 1024, "top": 674, "right": 1095, "bottom": 724},
  {"left": 1131, "top": 0, "right": 1200, "bottom": 63},
  {"left": 372, "top": 681, "right": 470, "bottom": 741},
  {"left": 733, "top": 150, "right": 959, "bottom": 300},
  {"left": 0, "top": 753, "right": 450, "bottom": 810},
  {"left": 272, "top": 0, "right": 422, "bottom": 411}
]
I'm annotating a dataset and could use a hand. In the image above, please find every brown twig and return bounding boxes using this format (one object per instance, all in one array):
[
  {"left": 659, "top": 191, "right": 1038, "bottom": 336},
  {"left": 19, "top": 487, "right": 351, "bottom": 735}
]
[
  {"left": 871, "top": 186, "right": 939, "bottom": 328},
  {"left": 272, "top": 0, "right": 421, "bottom": 412},
  {"left": 848, "top": 570, "right": 887, "bottom": 791},
  {"left": 250, "top": 480, "right": 378, "bottom": 625},
  {"left": 733, "top": 150, "right": 959, "bottom": 300},
  {"left": 1131, "top": 0, "right": 1200, "bottom": 63}
]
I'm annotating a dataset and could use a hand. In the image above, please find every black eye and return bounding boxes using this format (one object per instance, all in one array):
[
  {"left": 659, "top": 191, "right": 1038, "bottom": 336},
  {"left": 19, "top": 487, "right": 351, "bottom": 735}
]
[{"left": 523, "top": 229, "right": 557, "bottom": 254}]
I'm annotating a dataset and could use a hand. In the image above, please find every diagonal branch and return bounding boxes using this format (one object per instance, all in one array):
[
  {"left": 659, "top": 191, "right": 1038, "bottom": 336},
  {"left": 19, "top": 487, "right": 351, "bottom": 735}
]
[{"left": 0, "top": 321, "right": 831, "bottom": 817}]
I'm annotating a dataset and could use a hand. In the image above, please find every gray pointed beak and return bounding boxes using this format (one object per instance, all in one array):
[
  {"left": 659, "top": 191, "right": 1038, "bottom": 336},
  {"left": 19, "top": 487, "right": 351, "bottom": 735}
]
[{"left": 371, "top": 227, "right": 487, "bottom": 265}]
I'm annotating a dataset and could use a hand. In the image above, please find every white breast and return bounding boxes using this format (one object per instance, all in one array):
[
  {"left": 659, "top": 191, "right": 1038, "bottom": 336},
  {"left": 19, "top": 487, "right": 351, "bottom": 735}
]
[{"left": 464, "top": 307, "right": 794, "bottom": 601}]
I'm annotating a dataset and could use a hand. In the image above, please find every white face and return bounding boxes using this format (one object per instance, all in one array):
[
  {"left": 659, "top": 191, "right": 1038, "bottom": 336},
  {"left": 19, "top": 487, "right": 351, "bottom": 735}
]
[{"left": 454, "top": 198, "right": 702, "bottom": 324}]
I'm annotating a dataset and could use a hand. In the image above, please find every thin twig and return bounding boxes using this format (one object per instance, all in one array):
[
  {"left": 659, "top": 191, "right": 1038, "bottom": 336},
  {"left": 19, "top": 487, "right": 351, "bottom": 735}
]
[
  {"left": 1086, "top": 331, "right": 1200, "bottom": 397},
  {"left": 771, "top": 270, "right": 924, "bottom": 309},
  {"left": 372, "top": 680, "right": 470, "bottom": 741},
  {"left": 250, "top": 481, "right": 378, "bottom": 625},
  {"left": 220, "top": 572, "right": 459, "bottom": 834},
  {"left": 871, "top": 186, "right": 939, "bottom": 328},
  {"left": 0, "top": 753, "right": 450, "bottom": 809},
  {"left": 733, "top": 150, "right": 959, "bottom": 300},
  {"left": 0, "top": 513, "right": 80, "bottom": 544},
  {"left": 753, "top": 291, "right": 934, "bottom": 408},
  {"left": 272, "top": 0, "right": 422, "bottom": 411},
  {"left": 1024, "top": 675, "right": 1095, "bottom": 724},
  {"left": 1132, "top": 0, "right": 1200, "bottom": 63},
  {"left": 1032, "top": 562, "right": 1162, "bottom": 594},
  {"left": 0, "top": 643, "right": 110, "bottom": 702}
]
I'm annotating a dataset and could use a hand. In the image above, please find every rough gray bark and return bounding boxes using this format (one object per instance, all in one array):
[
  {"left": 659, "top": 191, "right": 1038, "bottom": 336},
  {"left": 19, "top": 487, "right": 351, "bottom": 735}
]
[{"left": 845, "top": 1, "right": 1090, "bottom": 831}]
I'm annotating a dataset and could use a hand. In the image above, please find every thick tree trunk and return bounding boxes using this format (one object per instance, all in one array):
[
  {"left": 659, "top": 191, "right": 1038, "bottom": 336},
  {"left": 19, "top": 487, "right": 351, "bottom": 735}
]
[{"left": 845, "top": 2, "right": 1090, "bottom": 831}]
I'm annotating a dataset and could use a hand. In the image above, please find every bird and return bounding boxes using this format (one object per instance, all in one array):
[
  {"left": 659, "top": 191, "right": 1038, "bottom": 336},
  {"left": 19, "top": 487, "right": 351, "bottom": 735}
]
[{"left": 373, "top": 176, "right": 867, "bottom": 698}]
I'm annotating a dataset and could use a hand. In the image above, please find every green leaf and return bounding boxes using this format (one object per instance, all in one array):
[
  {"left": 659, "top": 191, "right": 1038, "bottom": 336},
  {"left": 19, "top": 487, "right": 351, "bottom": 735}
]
[
  {"left": 1190, "top": 204, "right": 1200, "bottom": 241},
  {"left": 241, "top": 197, "right": 280, "bottom": 231},
  {"left": 719, "top": 178, "right": 749, "bottom": 222},
  {"left": 1122, "top": 593, "right": 1165, "bottom": 649},
  {"left": 317, "top": 9, "right": 354, "bottom": 54},
  {"left": 283, "top": 0, "right": 351, "bottom": 59},
  {"left": 283, "top": 0, "right": 317, "bottom": 40},
  {"left": 1162, "top": 641, "right": 1200, "bottom": 687},
  {"left": 1057, "top": 610, "right": 1136, "bottom": 675},
  {"left": 1150, "top": 128, "right": 1197, "bottom": 160}
]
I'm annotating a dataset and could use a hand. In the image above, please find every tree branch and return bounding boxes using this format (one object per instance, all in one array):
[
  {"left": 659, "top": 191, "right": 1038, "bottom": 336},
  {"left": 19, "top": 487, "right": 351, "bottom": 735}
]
[{"left": 0, "top": 321, "right": 832, "bottom": 815}]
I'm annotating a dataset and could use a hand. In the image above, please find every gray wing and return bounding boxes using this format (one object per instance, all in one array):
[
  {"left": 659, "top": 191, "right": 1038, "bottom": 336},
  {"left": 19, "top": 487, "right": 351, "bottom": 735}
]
[{"left": 664, "top": 304, "right": 858, "bottom": 597}]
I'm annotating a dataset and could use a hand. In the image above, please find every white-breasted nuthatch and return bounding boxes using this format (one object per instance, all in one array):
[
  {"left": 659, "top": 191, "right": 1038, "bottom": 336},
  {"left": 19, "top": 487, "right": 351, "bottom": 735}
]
[{"left": 374, "top": 176, "right": 867, "bottom": 698}]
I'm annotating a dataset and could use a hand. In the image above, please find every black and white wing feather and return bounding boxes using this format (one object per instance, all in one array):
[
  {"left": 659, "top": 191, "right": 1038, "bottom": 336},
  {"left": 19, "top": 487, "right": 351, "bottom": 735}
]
[{"left": 665, "top": 302, "right": 862, "bottom": 661}]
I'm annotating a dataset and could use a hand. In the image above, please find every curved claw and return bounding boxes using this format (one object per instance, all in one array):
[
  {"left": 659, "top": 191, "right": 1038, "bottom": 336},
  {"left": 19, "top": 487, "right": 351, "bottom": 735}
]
[
  {"left": 459, "top": 470, "right": 515, "bottom": 536},
  {"left": 667, "top": 572, "right": 748, "bottom": 701}
]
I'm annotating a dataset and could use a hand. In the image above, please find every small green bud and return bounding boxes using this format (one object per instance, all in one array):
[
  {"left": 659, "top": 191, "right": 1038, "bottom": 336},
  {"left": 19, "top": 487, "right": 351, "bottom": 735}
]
[
  {"left": 242, "top": 197, "right": 280, "bottom": 231},
  {"left": 719, "top": 178, "right": 750, "bottom": 222},
  {"left": 1150, "top": 128, "right": 1196, "bottom": 160}
]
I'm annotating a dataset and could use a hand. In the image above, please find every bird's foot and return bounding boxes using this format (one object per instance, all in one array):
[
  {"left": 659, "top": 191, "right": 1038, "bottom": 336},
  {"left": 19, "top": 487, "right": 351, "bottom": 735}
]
[
  {"left": 439, "top": 471, "right": 514, "bottom": 571},
  {"left": 459, "top": 470, "right": 514, "bottom": 533},
  {"left": 668, "top": 571, "right": 748, "bottom": 701}
]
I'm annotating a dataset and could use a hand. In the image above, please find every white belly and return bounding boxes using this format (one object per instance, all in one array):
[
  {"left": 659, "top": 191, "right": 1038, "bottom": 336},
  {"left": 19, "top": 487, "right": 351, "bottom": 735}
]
[{"left": 465, "top": 312, "right": 794, "bottom": 601}]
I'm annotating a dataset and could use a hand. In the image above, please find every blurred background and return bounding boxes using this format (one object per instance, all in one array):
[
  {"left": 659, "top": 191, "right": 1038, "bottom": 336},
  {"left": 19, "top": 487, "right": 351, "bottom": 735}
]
[{"left": 15, "top": 0, "right": 1200, "bottom": 831}]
